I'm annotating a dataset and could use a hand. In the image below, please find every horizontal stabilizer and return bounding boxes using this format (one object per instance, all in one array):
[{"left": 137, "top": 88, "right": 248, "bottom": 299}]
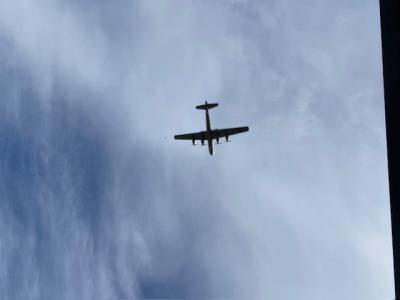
[{"left": 196, "top": 102, "right": 218, "bottom": 110}]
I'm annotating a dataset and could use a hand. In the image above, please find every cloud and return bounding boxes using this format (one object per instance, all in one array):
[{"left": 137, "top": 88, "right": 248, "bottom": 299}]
[{"left": 0, "top": 0, "right": 393, "bottom": 299}]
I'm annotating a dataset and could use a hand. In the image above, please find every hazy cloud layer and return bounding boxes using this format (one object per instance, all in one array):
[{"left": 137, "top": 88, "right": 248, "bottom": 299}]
[{"left": 0, "top": 0, "right": 393, "bottom": 299}]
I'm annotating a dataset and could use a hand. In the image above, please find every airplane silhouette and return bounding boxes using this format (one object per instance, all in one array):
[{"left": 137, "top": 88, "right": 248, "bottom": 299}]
[{"left": 174, "top": 101, "right": 249, "bottom": 156}]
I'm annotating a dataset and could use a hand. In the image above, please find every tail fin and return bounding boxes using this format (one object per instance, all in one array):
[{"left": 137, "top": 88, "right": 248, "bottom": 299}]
[{"left": 196, "top": 102, "right": 218, "bottom": 110}]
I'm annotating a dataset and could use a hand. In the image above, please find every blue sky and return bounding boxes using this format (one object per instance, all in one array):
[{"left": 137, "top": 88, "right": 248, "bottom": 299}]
[{"left": 0, "top": 0, "right": 393, "bottom": 299}]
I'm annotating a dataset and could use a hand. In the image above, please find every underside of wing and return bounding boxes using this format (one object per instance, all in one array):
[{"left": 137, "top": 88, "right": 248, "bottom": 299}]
[
  {"left": 174, "top": 131, "right": 205, "bottom": 140},
  {"left": 212, "top": 126, "right": 249, "bottom": 139}
]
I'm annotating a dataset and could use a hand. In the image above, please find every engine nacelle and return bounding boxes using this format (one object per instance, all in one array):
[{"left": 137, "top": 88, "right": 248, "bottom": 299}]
[
  {"left": 215, "top": 129, "right": 221, "bottom": 144},
  {"left": 192, "top": 137, "right": 196, "bottom": 146},
  {"left": 225, "top": 136, "right": 230, "bottom": 142},
  {"left": 201, "top": 132, "right": 206, "bottom": 146}
]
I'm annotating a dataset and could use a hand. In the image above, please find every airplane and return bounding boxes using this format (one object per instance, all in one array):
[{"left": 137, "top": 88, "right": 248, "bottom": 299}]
[{"left": 174, "top": 101, "right": 249, "bottom": 156}]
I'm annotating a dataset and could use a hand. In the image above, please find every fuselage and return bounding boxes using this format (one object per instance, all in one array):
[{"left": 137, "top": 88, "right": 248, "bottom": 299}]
[{"left": 205, "top": 109, "right": 213, "bottom": 156}]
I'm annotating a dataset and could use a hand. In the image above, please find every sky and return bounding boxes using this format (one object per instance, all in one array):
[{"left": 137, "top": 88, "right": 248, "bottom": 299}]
[{"left": 0, "top": 0, "right": 393, "bottom": 299}]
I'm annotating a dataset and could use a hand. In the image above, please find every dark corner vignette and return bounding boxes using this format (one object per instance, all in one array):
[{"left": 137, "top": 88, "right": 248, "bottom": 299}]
[{"left": 379, "top": 0, "right": 400, "bottom": 298}]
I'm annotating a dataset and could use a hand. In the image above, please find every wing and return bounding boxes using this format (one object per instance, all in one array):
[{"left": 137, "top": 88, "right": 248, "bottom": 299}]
[
  {"left": 212, "top": 126, "right": 249, "bottom": 139},
  {"left": 174, "top": 131, "right": 206, "bottom": 140}
]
